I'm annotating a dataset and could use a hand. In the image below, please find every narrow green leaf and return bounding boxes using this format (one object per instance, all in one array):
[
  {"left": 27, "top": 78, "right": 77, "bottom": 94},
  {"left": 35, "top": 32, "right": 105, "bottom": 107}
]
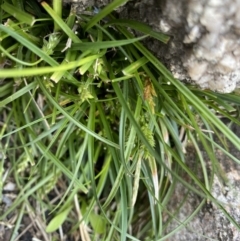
[
  {"left": 52, "top": 0, "right": 62, "bottom": 31},
  {"left": 84, "top": 0, "right": 129, "bottom": 31},
  {"left": 1, "top": 19, "right": 40, "bottom": 44},
  {"left": 105, "top": 19, "right": 170, "bottom": 43},
  {"left": 0, "top": 81, "right": 37, "bottom": 107},
  {"left": 1, "top": 2, "right": 35, "bottom": 26},
  {"left": 79, "top": 60, "right": 94, "bottom": 75},
  {"left": 68, "top": 35, "right": 147, "bottom": 51},
  {"left": 0, "top": 54, "right": 104, "bottom": 78},
  {"left": 0, "top": 45, "right": 41, "bottom": 66},
  {"left": 111, "top": 75, "right": 134, "bottom": 82},
  {"left": 0, "top": 24, "right": 58, "bottom": 65},
  {"left": 89, "top": 213, "right": 106, "bottom": 234},
  {"left": 41, "top": 1, "right": 82, "bottom": 43},
  {"left": 131, "top": 153, "right": 142, "bottom": 207},
  {"left": 214, "top": 91, "right": 240, "bottom": 105},
  {"left": 46, "top": 206, "right": 72, "bottom": 233},
  {"left": 122, "top": 56, "right": 148, "bottom": 75}
]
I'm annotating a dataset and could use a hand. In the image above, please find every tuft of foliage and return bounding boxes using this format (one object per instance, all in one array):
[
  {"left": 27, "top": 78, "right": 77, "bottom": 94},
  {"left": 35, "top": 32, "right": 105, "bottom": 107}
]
[{"left": 0, "top": 0, "right": 240, "bottom": 240}]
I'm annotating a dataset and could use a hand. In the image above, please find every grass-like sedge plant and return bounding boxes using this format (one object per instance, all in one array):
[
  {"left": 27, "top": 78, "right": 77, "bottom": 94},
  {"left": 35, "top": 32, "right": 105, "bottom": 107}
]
[{"left": 0, "top": 0, "right": 240, "bottom": 240}]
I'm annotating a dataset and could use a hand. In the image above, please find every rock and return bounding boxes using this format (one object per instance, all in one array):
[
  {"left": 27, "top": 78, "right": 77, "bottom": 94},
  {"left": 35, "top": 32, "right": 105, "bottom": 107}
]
[{"left": 164, "top": 124, "right": 240, "bottom": 240}]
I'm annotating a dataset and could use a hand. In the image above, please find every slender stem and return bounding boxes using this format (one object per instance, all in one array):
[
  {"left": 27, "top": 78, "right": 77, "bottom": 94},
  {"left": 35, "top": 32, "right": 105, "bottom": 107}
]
[{"left": 53, "top": 0, "right": 62, "bottom": 31}]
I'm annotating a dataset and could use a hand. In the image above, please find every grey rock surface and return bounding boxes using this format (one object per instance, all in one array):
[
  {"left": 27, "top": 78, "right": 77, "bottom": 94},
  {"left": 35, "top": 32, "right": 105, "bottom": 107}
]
[
  {"left": 66, "top": 0, "right": 240, "bottom": 93},
  {"left": 165, "top": 124, "right": 240, "bottom": 240}
]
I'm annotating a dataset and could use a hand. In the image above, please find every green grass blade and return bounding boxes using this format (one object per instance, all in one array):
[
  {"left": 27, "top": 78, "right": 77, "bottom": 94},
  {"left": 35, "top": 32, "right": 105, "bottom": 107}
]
[
  {"left": 122, "top": 56, "right": 148, "bottom": 75},
  {"left": 41, "top": 1, "right": 82, "bottom": 43},
  {"left": 68, "top": 35, "right": 147, "bottom": 51},
  {"left": 0, "top": 53, "right": 104, "bottom": 78},
  {"left": 0, "top": 81, "right": 37, "bottom": 107},
  {"left": 0, "top": 24, "right": 58, "bottom": 65},
  {"left": 1, "top": 1, "right": 35, "bottom": 26},
  {"left": 84, "top": 0, "right": 129, "bottom": 31},
  {"left": 105, "top": 19, "right": 170, "bottom": 43}
]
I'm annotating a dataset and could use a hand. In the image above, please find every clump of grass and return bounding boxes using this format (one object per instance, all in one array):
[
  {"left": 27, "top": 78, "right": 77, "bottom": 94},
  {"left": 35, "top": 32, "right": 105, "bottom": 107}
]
[{"left": 0, "top": 0, "right": 240, "bottom": 240}]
